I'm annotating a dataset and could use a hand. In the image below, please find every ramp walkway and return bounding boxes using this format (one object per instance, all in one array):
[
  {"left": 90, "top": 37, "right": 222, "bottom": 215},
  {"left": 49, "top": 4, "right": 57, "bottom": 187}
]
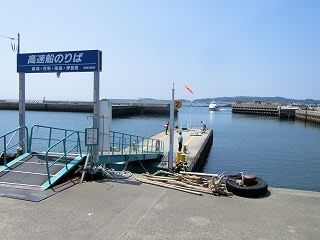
[
  {"left": 0, "top": 125, "right": 164, "bottom": 191},
  {"left": 0, "top": 125, "right": 84, "bottom": 190}
]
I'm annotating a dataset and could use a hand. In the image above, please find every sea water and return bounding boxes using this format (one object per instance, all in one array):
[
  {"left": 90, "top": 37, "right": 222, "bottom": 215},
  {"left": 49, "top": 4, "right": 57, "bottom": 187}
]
[{"left": 0, "top": 107, "right": 319, "bottom": 192}]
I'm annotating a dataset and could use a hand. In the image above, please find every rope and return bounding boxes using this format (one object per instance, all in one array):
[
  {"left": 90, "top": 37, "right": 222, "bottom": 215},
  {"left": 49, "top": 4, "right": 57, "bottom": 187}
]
[
  {"left": 138, "top": 159, "right": 149, "bottom": 174},
  {"left": 0, "top": 34, "right": 16, "bottom": 40},
  {"left": 122, "top": 160, "right": 130, "bottom": 171},
  {"left": 87, "top": 165, "right": 132, "bottom": 179},
  {"left": 0, "top": 34, "right": 17, "bottom": 52}
]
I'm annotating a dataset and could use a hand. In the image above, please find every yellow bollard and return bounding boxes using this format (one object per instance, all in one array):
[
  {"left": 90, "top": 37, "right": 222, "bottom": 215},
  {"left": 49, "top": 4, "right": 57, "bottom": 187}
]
[
  {"left": 180, "top": 153, "right": 185, "bottom": 162},
  {"left": 176, "top": 151, "right": 182, "bottom": 164}
]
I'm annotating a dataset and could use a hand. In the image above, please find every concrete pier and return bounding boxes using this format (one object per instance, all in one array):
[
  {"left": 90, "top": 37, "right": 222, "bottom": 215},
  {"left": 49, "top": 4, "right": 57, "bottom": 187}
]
[
  {"left": 151, "top": 129, "right": 213, "bottom": 171},
  {"left": 0, "top": 178, "right": 319, "bottom": 239},
  {"left": 0, "top": 100, "right": 175, "bottom": 116}
]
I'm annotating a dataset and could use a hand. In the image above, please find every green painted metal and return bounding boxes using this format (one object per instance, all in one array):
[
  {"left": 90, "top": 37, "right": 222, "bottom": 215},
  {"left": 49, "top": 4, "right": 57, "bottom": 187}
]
[
  {"left": 106, "top": 130, "right": 164, "bottom": 159},
  {"left": 0, "top": 153, "right": 30, "bottom": 172},
  {"left": 99, "top": 153, "right": 161, "bottom": 164},
  {"left": 1, "top": 124, "right": 164, "bottom": 190},
  {"left": 29, "top": 125, "right": 83, "bottom": 153},
  {"left": 29, "top": 125, "right": 164, "bottom": 164},
  {"left": 28, "top": 125, "right": 84, "bottom": 188},
  {"left": 0, "top": 126, "right": 28, "bottom": 166},
  {"left": 41, "top": 155, "right": 84, "bottom": 189},
  {"left": 44, "top": 131, "right": 82, "bottom": 185}
]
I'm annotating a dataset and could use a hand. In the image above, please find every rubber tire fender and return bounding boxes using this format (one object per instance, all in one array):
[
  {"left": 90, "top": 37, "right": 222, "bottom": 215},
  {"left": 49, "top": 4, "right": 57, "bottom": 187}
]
[{"left": 226, "top": 177, "right": 268, "bottom": 198}]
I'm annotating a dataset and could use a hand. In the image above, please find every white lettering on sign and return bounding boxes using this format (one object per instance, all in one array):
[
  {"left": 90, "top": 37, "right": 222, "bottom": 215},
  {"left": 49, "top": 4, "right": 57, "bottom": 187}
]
[
  {"left": 27, "top": 52, "right": 84, "bottom": 65},
  {"left": 36, "top": 54, "right": 46, "bottom": 64},
  {"left": 64, "top": 53, "right": 72, "bottom": 63},
  {"left": 45, "top": 54, "right": 54, "bottom": 63},
  {"left": 73, "top": 53, "right": 83, "bottom": 63},
  {"left": 28, "top": 55, "right": 37, "bottom": 64}
]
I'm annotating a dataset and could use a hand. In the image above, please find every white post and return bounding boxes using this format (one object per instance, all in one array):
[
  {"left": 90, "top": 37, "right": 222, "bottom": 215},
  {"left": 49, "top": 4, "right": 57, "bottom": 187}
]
[
  {"left": 93, "top": 71, "right": 100, "bottom": 165},
  {"left": 168, "top": 83, "right": 175, "bottom": 169},
  {"left": 98, "top": 99, "right": 111, "bottom": 155}
]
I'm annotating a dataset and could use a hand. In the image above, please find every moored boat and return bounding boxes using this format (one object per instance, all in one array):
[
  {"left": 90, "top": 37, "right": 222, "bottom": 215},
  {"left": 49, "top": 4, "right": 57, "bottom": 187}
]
[{"left": 209, "top": 102, "right": 217, "bottom": 111}]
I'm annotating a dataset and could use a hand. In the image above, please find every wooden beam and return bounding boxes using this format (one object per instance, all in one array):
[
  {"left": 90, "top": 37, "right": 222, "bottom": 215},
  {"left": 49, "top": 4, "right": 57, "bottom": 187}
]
[{"left": 136, "top": 177, "right": 203, "bottom": 196}]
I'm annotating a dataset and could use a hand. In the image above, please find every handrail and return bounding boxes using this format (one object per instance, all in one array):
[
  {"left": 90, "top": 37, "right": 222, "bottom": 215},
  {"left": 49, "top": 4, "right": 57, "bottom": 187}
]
[
  {"left": 77, "top": 129, "right": 164, "bottom": 155},
  {"left": 108, "top": 131, "right": 164, "bottom": 155},
  {"left": 0, "top": 126, "right": 28, "bottom": 166},
  {"left": 1, "top": 124, "right": 164, "bottom": 185},
  {"left": 29, "top": 124, "right": 80, "bottom": 152},
  {"left": 44, "top": 131, "right": 82, "bottom": 185}
]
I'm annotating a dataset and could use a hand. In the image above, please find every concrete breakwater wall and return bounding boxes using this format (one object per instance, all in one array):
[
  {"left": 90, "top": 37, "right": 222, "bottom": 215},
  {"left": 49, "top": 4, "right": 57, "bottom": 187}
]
[
  {"left": 188, "top": 130, "right": 213, "bottom": 172},
  {"left": 0, "top": 100, "right": 175, "bottom": 117},
  {"left": 295, "top": 110, "right": 320, "bottom": 125},
  {"left": 232, "top": 103, "right": 320, "bottom": 124},
  {"left": 232, "top": 103, "right": 279, "bottom": 116}
]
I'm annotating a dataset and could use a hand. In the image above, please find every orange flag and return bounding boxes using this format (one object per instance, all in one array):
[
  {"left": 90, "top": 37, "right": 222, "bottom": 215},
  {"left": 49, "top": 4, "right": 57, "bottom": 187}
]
[{"left": 184, "top": 85, "right": 194, "bottom": 94}]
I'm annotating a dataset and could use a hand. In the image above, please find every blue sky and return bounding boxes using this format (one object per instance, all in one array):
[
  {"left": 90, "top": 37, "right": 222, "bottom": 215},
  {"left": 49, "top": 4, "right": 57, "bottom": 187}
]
[{"left": 0, "top": 0, "right": 319, "bottom": 101}]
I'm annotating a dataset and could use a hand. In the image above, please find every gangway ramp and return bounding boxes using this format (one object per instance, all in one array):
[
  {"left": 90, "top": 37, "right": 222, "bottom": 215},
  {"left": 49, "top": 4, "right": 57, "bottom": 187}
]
[
  {"left": 0, "top": 125, "right": 164, "bottom": 192},
  {"left": 0, "top": 153, "right": 84, "bottom": 190},
  {"left": 0, "top": 125, "right": 84, "bottom": 191}
]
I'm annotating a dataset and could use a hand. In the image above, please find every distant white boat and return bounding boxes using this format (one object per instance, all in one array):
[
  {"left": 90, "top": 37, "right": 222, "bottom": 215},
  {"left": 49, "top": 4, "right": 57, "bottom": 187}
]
[{"left": 209, "top": 102, "right": 218, "bottom": 111}]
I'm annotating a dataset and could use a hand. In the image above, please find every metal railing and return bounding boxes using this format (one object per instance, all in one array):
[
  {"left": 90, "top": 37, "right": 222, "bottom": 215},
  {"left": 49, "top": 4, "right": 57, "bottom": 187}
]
[
  {"left": 0, "top": 126, "right": 28, "bottom": 166},
  {"left": 29, "top": 125, "right": 164, "bottom": 156},
  {"left": 109, "top": 131, "right": 164, "bottom": 155},
  {"left": 0, "top": 125, "right": 163, "bottom": 186},
  {"left": 44, "top": 131, "right": 82, "bottom": 185},
  {"left": 29, "top": 125, "right": 83, "bottom": 153}
]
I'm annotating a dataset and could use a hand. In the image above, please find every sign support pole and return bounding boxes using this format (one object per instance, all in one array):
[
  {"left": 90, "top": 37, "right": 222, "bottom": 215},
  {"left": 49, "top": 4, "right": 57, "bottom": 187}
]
[
  {"left": 19, "top": 72, "right": 26, "bottom": 151},
  {"left": 168, "top": 83, "right": 175, "bottom": 169},
  {"left": 18, "top": 33, "right": 26, "bottom": 152},
  {"left": 93, "top": 71, "right": 100, "bottom": 166},
  {"left": 17, "top": 48, "right": 102, "bottom": 154}
]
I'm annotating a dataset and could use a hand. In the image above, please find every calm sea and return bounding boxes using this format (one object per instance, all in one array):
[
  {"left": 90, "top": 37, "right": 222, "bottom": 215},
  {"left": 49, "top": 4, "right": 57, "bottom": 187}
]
[{"left": 1, "top": 107, "right": 320, "bottom": 192}]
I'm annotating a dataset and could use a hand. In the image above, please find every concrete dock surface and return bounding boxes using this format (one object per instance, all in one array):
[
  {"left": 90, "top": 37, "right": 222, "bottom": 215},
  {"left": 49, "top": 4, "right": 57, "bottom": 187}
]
[
  {"left": 0, "top": 175, "right": 319, "bottom": 240},
  {"left": 151, "top": 128, "right": 212, "bottom": 169}
]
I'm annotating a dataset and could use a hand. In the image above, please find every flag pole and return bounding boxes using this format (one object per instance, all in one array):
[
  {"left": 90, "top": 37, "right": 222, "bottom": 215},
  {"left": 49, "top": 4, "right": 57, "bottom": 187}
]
[{"left": 168, "top": 82, "right": 175, "bottom": 169}]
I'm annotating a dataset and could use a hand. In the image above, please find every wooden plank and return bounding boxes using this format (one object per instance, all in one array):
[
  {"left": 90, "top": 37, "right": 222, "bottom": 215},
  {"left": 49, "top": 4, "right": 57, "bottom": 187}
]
[
  {"left": 135, "top": 177, "right": 203, "bottom": 196},
  {"left": 179, "top": 171, "right": 219, "bottom": 177}
]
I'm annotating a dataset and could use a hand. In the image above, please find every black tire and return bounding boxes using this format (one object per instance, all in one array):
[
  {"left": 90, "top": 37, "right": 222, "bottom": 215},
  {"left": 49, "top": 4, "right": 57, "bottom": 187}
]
[{"left": 226, "top": 177, "right": 268, "bottom": 198}]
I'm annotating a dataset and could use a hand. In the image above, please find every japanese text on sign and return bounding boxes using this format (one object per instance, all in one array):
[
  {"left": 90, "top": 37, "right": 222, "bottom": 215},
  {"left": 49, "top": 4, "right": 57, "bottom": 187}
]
[
  {"left": 27, "top": 52, "right": 84, "bottom": 65},
  {"left": 17, "top": 50, "right": 102, "bottom": 73}
]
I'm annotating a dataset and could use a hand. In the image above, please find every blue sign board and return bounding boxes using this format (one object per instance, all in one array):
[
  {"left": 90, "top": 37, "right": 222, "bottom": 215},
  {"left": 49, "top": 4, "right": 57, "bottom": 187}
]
[{"left": 17, "top": 50, "right": 102, "bottom": 73}]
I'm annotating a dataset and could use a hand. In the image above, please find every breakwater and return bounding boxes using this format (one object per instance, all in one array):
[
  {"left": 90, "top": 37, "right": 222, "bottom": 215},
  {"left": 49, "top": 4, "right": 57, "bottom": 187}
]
[
  {"left": 232, "top": 103, "right": 320, "bottom": 124},
  {"left": 232, "top": 103, "right": 279, "bottom": 116},
  {"left": 295, "top": 110, "right": 320, "bottom": 125},
  {"left": 0, "top": 100, "right": 176, "bottom": 117}
]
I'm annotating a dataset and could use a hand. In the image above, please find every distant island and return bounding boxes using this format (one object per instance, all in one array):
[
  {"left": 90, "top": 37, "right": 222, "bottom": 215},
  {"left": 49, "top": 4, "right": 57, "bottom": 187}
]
[{"left": 177, "top": 96, "right": 320, "bottom": 106}]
